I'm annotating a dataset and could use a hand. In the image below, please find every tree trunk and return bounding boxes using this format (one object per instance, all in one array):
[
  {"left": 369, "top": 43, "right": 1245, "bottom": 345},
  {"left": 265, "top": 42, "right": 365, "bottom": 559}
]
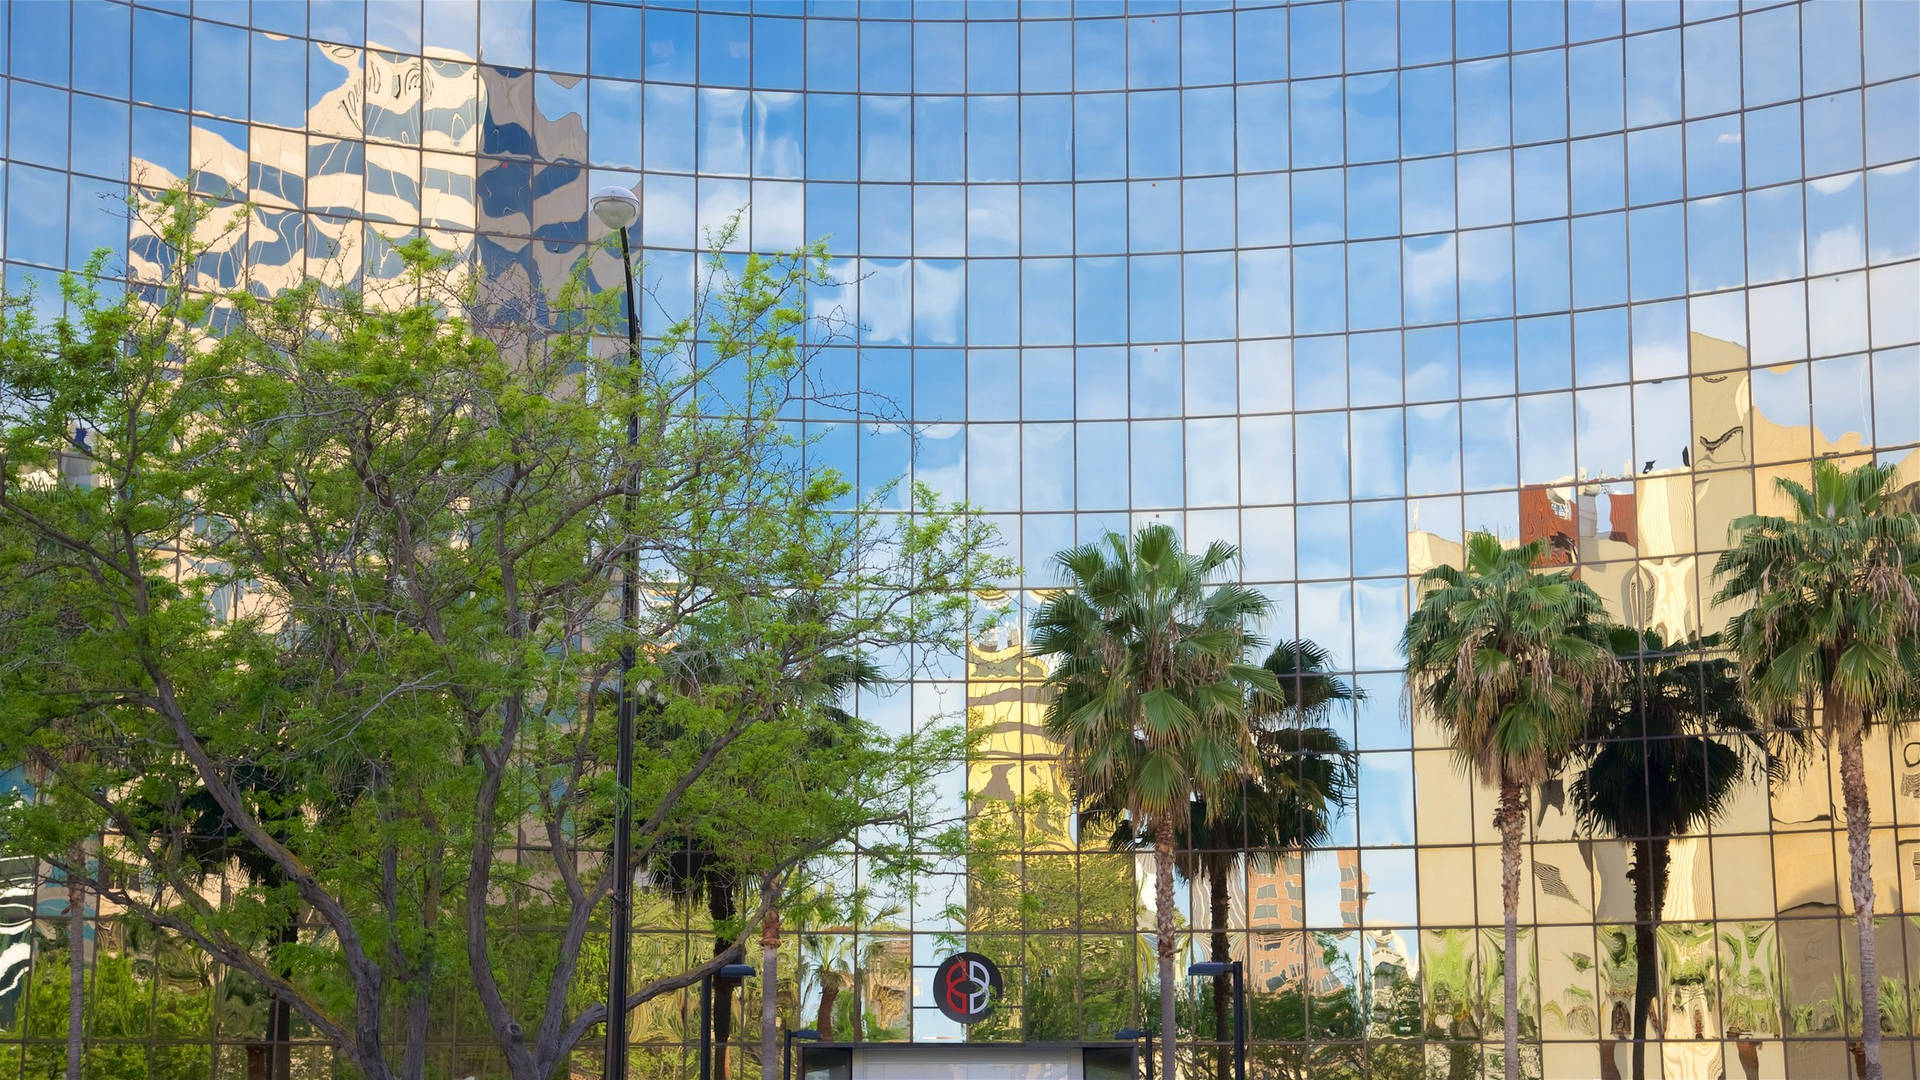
[
  {"left": 401, "top": 980, "right": 430, "bottom": 1080},
  {"left": 65, "top": 848, "right": 85, "bottom": 1080},
  {"left": 270, "top": 916, "right": 297, "bottom": 1080},
  {"left": 816, "top": 979, "right": 838, "bottom": 1043},
  {"left": 1628, "top": 837, "right": 1670, "bottom": 1080},
  {"left": 850, "top": 963, "right": 864, "bottom": 1043},
  {"left": 762, "top": 910, "right": 780, "bottom": 1080},
  {"left": 1837, "top": 732, "right": 1882, "bottom": 1080},
  {"left": 1497, "top": 779, "right": 1525, "bottom": 1080},
  {"left": 1210, "top": 864, "right": 1232, "bottom": 1080},
  {"left": 1153, "top": 819, "right": 1179, "bottom": 1080}
]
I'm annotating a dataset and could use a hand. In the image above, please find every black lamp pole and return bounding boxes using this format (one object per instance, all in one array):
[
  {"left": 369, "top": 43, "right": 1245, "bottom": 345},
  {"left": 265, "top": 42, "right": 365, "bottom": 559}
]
[
  {"left": 1114, "top": 1028, "right": 1152, "bottom": 1080},
  {"left": 784, "top": 1027, "right": 821, "bottom": 1080},
  {"left": 593, "top": 185, "right": 643, "bottom": 1080},
  {"left": 698, "top": 973, "right": 711, "bottom": 1080},
  {"left": 1229, "top": 962, "right": 1246, "bottom": 1080},
  {"left": 1188, "top": 961, "right": 1247, "bottom": 1080},
  {"left": 701, "top": 963, "right": 758, "bottom": 1080}
]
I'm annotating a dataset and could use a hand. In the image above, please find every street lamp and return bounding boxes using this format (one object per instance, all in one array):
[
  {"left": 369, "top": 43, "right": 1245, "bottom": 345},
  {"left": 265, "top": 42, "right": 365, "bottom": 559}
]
[
  {"left": 701, "top": 962, "right": 759, "bottom": 1080},
  {"left": 593, "top": 183, "right": 643, "bottom": 1080},
  {"left": 1113, "top": 1028, "right": 1152, "bottom": 1080},
  {"left": 1188, "top": 961, "right": 1246, "bottom": 1080},
  {"left": 784, "top": 1027, "right": 821, "bottom": 1080}
]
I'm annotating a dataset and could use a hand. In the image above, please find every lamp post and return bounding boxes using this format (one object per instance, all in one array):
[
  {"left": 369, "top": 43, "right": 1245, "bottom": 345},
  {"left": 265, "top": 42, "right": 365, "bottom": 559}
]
[
  {"left": 592, "top": 184, "right": 643, "bottom": 1080},
  {"left": 1113, "top": 1028, "right": 1152, "bottom": 1080},
  {"left": 784, "top": 1027, "right": 821, "bottom": 1080},
  {"left": 1188, "top": 961, "right": 1246, "bottom": 1080},
  {"left": 701, "top": 963, "right": 759, "bottom": 1080}
]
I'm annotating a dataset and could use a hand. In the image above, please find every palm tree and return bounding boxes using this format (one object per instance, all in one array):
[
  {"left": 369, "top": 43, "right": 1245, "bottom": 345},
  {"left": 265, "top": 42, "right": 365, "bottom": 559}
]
[
  {"left": 1028, "top": 524, "right": 1278, "bottom": 1080},
  {"left": 1713, "top": 460, "right": 1920, "bottom": 1080},
  {"left": 1569, "top": 629, "right": 1789, "bottom": 1080},
  {"left": 1090, "top": 640, "right": 1358, "bottom": 1080},
  {"left": 1401, "top": 531, "right": 1619, "bottom": 1080},
  {"left": 793, "top": 888, "right": 907, "bottom": 1042}
]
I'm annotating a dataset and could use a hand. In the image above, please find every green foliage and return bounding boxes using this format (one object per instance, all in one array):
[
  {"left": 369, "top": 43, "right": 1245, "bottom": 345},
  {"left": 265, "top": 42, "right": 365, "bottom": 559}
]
[
  {"left": 0, "top": 187, "right": 1004, "bottom": 1080},
  {"left": 1028, "top": 524, "right": 1278, "bottom": 839},
  {"left": 1401, "top": 533, "right": 1618, "bottom": 789},
  {"left": 1713, "top": 459, "right": 1920, "bottom": 742},
  {"left": 1570, "top": 629, "right": 1777, "bottom": 844},
  {"left": 959, "top": 797, "right": 1146, "bottom": 1042},
  {"left": 12, "top": 945, "right": 213, "bottom": 1080}
]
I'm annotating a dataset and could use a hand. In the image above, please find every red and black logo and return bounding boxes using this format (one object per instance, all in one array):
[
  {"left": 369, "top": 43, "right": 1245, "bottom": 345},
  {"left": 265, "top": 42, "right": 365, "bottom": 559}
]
[{"left": 932, "top": 952, "right": 1002, "bottom": 1024}]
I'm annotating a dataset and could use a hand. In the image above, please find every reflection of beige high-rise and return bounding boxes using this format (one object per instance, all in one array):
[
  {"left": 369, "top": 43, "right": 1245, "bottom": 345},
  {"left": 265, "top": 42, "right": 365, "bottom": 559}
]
[{"left": 1407, "top": 330, "right": 1920, "bottom": 1078}]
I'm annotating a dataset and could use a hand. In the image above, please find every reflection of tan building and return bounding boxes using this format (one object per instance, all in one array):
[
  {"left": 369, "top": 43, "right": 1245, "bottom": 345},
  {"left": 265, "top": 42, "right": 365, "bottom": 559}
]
[
  {"left": 1409, "top": 330, "right": 1920, "bottom": 1078},
  {"left": 1238, "top": 850, "right": 1363, "bottom": 996},
  {"left": 965, "top": 606, "right": 1071, "bottom": 850},
  {"left": 863, "top": 937, "right": 912, "bottom": 1036}
]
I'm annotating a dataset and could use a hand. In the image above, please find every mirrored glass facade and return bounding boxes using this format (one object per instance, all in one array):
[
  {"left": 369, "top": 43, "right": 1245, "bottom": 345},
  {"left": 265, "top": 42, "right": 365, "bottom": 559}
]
[{"left": 3, "top": 0, "right": 1919, "bottom": 1076}]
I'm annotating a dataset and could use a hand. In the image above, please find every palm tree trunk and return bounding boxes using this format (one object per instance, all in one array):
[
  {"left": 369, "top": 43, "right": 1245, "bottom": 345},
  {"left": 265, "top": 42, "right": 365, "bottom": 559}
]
[
  {"left": 761, "top": 910, "right": 780, "bottom": 1080},
  {"left": 65, "top": 848, "right": 84, "bottom": 1080},
  {"left": 816, "top": 979, "right": 838, "bottom": 1043},
  {"left": 1154, "top": 819, "right": 1179, "bottom": 1080},
  {"left": 1838, "top": 732, "right": 1882, "bottom": 1080},
  {"left": 1628, "top": 837, "right": 1669, "bottom": 1080},
  {"left": 1210, "top": 865, "right": 1232, "bottom": 1080},
  {"left": 1497, "top": 779, "right": 1525, "bottom": 1080}
]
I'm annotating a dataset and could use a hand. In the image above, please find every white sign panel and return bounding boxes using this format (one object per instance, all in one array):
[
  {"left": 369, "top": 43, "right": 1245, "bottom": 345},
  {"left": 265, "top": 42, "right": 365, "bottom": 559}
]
[{"left": 853, "top": 1047, "right": 1083, "bottom": 1080}]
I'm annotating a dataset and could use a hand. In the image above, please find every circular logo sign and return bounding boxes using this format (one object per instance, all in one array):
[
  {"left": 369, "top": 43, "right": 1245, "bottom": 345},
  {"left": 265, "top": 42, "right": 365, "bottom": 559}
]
[{"left": 932, "top": 952, "right": 1002, "bottom": 1024}]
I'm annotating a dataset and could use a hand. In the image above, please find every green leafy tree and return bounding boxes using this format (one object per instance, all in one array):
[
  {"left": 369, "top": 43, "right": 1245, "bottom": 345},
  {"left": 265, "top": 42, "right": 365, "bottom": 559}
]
[
  {"left": 0, "top": 189, "right": 1002, "bottom": 1080},
  {"left": 1093, "top": 640, "right": 1357, "bottom": 1080},
  {"left": 1028, "top": 524, "right": 1279, "bottom": 1080},
  {"left": 1713, "top": 460, "right": 1920, "bottom": 1080},
  {"left": 639, "top": 644, "right": 880, "bottom": 1080},
  {"left": 1568, "top": 629, "right": 1787, "bottom": 1080},
  {"left": 1401, "top": 532, "right": 1619, "bottom": 1080}
]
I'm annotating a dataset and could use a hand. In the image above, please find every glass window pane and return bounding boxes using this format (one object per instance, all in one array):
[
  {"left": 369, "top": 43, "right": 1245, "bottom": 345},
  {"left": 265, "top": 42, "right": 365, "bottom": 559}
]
[
  {"left": 1236, "top": 7, "right": 1286, "bottom": 82},
  {"left": 1400, "top": 66, "right": 1454, "bottom": 157},
  {"left": 1683, "top": 17, "right": 1741, "bottom": 118},
  {"left": 1512, "top": 49, "right": 1568, "bottom": 144},
  {"left": 1295, "top": 412, "right": 1350, "bottom": 503},
  {"left": 1456, "top": 57, "right": 1510, "bottom": 152},
  {"left": 1626, "top": 28, "right": 1682, "bottom": 127}
]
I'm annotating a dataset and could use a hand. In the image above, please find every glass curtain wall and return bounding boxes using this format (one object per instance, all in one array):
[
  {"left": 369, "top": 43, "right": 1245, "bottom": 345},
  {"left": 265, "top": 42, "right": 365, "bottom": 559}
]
[{"left": 2, "top": 0, "right": 1918, "bottom": 1077}]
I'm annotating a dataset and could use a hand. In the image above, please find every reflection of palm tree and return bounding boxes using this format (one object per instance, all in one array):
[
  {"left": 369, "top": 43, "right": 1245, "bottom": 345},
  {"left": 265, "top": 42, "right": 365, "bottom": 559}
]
[
  {"left": 1713, "top": 460, "right": 1920, "bottom": 1080},
  {"left": 1029, "top": 525, "right": 1277, "bottom": 1080},
  {"left": 1569, "top": 629, "right": 1786, "bottom": 1080},
  {"left": 1091, "top": 640, "right": 1356, "bottom": 1080},
  {"left": 1403, "top": 533, "right": 1618, "bottom": 1080},
  {"left": 795, "top": 890, "right": 906, "bottom": 1042}
]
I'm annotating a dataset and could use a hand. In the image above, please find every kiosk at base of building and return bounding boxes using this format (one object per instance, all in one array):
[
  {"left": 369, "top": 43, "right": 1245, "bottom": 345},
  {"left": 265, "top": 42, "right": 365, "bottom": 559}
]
[{"left": 796, "top": 1042, "right": 1139, "bottom": 1080}]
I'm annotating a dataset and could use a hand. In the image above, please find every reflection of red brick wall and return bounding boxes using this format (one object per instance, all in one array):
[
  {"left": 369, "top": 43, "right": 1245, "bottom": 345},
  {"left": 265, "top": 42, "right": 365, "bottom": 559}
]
[
  {"left": 1608, "top": 491, "right": 1637, "bottom": 547},
  {"left": 1520, "top": 486, "right": 1575, "bottom": 565},
  {"left": 1520, "top": 486, "right": 1638, "bottom": 561}
]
